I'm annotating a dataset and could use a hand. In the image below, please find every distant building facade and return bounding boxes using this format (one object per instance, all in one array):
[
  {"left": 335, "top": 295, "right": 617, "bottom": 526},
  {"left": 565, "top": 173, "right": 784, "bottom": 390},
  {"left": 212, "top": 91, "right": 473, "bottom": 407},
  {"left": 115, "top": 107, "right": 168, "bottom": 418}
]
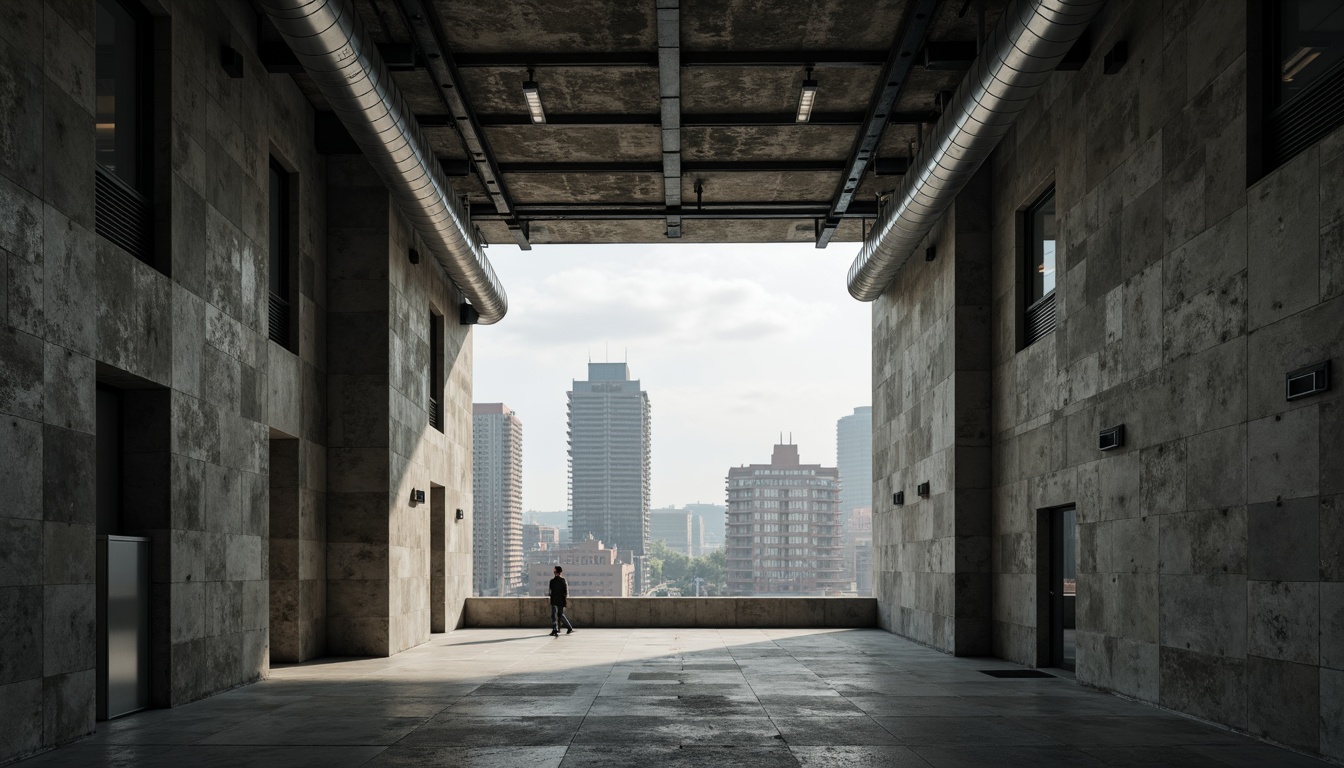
[
  {"left": 526, "top": 537, "right": 634, "bottom": 597},
  {"left": 836, "top": 407, "right": 872, "bottom": 519},
  {"left": 684, "top": 502, "right": 726, "bottom": 550},
  {"left": 691, "top": 515, "right": 705, "bottom": 557},
  {"left": 567, "top": 363, "right": 651, "bottom": 592},
  {"left": 725, "top": 443, "right": 844, "bottom": 595},
  {"left": 650, "top": 508, "right": 693, "bottom": 555},
  {"left": 522, "top": 523, "right": 560, "bottom": 552},
  {"left": 848, "top": 508, "right": 873, "bottom": 596},
  {"left": 472, "top": 403, "right": 523, "bottom": 596}
]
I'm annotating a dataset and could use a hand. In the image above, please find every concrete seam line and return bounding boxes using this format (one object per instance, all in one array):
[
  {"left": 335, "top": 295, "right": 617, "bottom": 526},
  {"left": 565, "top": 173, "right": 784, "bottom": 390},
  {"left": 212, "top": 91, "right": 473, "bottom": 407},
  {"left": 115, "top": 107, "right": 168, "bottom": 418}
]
[
  {"left": 257, "top": 0, "right": 509, "bottom": 324},
  {"left": 846, "top": 0, "right": 1106, "bottom": 302}
]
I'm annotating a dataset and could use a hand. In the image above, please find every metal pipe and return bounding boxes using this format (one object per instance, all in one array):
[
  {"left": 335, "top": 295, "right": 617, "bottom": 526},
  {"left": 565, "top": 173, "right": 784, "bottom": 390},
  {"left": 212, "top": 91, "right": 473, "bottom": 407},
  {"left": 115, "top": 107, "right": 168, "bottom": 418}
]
[
  {"left": 846, "top": 0, "right": 1104, "bottom": 301},
  {"left": 257, "top": 0, "right": 508, "bottom": 323}
]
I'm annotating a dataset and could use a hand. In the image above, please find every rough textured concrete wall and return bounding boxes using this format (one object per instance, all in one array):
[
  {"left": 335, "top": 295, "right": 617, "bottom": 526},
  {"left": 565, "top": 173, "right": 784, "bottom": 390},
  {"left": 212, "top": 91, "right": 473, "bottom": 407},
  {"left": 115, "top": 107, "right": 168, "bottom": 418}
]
[
  {"left": 0, "top": 1, "right": 326, "bottom": 761},
  {"left": 325, "top": 156, "right": 473, "bottom": 656},
  {"left": 870, "top": 0, "right": 1343, "bottom": 760},
  {"left": 872, "top": 174, "right": 994, "bottom": 655}
]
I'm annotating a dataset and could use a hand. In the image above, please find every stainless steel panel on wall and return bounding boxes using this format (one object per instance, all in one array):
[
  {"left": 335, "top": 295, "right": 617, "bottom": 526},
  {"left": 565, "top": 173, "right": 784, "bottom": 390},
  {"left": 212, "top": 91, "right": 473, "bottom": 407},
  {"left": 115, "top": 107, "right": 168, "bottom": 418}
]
[{"left": 97, "top": 536, "right": 150, "bottom": 720}]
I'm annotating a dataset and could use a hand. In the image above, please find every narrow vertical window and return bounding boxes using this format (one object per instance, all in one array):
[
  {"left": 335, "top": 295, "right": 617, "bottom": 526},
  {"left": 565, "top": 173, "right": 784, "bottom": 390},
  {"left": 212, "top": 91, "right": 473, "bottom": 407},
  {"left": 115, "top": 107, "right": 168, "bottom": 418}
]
[
  {"left": 1023, "top": 188, "right": 1057, "bottom": 347},
  {"left": 1263, "top": 1, "right": 1344, "bottom": 171},
  {"left": 94, "top": 0, "right": 153, "bottom": 262},
  {"left": 429, "top": 310, "right": 444, "bottom": 432},
  {"left": 268, "top": 160, "right": 293, "bottom": 349}
]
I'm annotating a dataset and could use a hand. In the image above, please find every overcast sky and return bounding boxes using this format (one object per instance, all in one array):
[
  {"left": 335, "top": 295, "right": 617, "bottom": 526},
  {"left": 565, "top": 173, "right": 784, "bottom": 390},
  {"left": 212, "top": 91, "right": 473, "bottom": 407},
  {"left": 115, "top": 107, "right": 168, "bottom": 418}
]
[{"left": 472, "top": 240, "right": 872, "bottom": 512}]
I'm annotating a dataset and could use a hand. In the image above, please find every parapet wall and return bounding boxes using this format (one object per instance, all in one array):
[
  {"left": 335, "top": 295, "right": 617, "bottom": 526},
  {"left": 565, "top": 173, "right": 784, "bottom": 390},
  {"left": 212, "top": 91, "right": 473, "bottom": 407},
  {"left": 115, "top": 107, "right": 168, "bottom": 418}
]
[{"left": 464, "top": 598, "right": 878, "bottom": 629}]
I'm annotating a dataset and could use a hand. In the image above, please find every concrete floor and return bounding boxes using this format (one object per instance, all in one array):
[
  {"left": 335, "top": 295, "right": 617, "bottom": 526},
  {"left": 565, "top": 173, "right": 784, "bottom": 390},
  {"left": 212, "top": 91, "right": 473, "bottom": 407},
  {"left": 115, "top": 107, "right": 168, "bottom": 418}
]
[{"left": 15, "top": 629, "right": 1333, "bottom": 768}]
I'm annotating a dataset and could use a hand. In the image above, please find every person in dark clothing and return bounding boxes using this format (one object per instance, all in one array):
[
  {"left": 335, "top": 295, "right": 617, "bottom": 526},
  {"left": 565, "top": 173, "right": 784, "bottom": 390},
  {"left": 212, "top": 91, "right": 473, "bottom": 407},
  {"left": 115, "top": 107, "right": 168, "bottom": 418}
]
[{"left": 548, "top": 566, "right": 574, "bottom": 637}]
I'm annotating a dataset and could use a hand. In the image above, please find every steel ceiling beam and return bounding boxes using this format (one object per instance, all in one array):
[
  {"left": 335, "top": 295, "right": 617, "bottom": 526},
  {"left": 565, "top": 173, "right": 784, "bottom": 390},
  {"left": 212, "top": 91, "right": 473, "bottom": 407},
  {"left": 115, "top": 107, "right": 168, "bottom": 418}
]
[
  {"left": 395, "top": 0, "right": 531, "bottom": 249},
  {"left": 451, "top": 50, "right": 889, "bottom": 69},
  {"left": 657, "top": 0, "right": 681, "bottom": 238},
  {"left": 472, "top": 112, "right": 870, "bottom": 127},
  {"left": 815, "top": 0, "right": 942, "bottom": 248},
  {"left": 493, "top": 160, "right": 846, "bottom": 174},
  {"left": 467, "top": 200, "right": 881, "bottom": 221}
]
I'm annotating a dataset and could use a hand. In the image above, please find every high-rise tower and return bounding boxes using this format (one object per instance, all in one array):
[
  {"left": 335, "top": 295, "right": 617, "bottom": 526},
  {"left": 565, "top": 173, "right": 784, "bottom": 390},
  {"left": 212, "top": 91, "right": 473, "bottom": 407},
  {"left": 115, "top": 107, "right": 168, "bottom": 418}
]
[
  {"left": 836, "top": 406, "right": 872, "bottom": 519},
  {"left": 472, "top": 403, "right": 523, "bottom": 596},
  {"left": 567, "top": 362, "right": 652, "bottom": 592}
]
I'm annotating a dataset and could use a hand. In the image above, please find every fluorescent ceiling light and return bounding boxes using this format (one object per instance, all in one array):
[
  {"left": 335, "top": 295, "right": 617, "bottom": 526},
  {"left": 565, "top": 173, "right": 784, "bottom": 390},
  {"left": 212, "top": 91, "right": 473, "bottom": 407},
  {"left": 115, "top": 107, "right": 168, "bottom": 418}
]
[
  {"left": 523, "top": 79, "right": 546, "bottom": 124},
  {"left": 796, "top": 77, "right": 818, "bottom": 123}
]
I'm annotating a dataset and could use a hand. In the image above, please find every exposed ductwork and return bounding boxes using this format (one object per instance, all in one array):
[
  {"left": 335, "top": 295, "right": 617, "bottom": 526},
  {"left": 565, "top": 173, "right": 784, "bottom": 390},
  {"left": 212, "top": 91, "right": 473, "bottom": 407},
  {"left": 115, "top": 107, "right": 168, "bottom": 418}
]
[
  {"left": 258, "top": 0, "right": 508, "bottom": 324},
  {"left": 846, "top": 0, "right": 1105, "bottom": 301}
]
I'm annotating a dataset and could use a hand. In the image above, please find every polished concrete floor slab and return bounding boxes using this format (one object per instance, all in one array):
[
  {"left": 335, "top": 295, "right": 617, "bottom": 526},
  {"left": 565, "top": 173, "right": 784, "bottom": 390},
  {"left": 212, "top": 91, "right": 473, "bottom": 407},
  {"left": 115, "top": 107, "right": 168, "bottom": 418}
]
[{"left": 14, "top": 628, "right": 1333, "bottom": 767}]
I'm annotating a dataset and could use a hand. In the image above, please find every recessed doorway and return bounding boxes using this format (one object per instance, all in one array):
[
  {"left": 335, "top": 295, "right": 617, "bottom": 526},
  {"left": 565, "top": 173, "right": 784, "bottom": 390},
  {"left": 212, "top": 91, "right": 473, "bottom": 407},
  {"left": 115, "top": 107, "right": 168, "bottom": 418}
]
[{"left": 1047, "top": 506, "right": 1078, "bottom": 671}]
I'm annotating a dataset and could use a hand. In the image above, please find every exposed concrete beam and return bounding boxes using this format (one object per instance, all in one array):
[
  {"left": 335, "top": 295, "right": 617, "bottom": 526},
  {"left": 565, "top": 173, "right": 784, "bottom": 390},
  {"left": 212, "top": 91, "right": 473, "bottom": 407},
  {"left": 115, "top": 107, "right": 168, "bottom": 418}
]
[
  {"left": 452, "top": 50, "right": 890, "bottom": 69},
  {"left": 474, "top": 112, "right": 873, "bottom": 127},
  {"left": 396, "top": 0, "right": 530, "bottom": 249},
  {"left": 815, "top": 0, "right": 940, "bottom": 248},
  {"left": 657, "top": 0, "right": 681, "bottom": 238},
  {"left": 494, "top": 160, "right": 846, "bottom": 174},
  {"left": 468, "top": 200, "right": 881, "bottom": 221}
]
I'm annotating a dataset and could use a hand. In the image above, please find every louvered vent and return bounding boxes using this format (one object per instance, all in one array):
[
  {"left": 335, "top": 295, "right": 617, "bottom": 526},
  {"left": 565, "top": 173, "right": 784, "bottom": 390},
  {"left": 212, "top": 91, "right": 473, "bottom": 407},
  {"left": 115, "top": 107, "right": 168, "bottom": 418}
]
[
  {"left": 428, "top": 396, "right": 441, "bottom": 432},
  {"left": 268, "top": 292, "right": 290, "bottom": 348},
  {"left": 1025, "top": 292, "right": 1056, "bottom": 346},
  {"left": 1267, "top": 62, "right": 1344, "bottom": 170},
  {"left": 95, "top": 167, "right": 152, "bottom": 261}
]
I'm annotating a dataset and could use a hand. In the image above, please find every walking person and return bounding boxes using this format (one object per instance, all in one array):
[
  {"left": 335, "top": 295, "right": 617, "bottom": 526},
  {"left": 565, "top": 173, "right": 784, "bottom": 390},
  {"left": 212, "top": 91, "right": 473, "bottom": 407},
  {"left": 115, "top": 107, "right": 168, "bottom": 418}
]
[{"left": 549, "top": 566, "right": 574, "bottom": 637}]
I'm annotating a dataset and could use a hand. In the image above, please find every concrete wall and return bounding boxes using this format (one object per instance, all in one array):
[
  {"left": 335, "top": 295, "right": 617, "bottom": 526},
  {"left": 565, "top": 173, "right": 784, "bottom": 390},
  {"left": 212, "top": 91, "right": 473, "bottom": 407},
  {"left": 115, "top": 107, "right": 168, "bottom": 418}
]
[
  {"left": 464, "top": 597, "right": 878, "bottom": 629},
  {"left": 871, "top": 0, "right": 1343, "bottom": 760},
  {"left": 0, "top": 1, "right": 476, "bottom": 762},
  {"left": 325, "top": 156, "right": 473, "bottom": 656}
]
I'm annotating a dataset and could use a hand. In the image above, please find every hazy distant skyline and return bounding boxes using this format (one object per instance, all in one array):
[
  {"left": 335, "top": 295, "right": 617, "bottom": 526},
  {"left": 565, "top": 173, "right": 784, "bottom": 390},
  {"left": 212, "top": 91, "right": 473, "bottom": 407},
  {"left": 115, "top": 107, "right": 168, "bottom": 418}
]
[{"left": 473, "top": 241, "right": 871, "bottom": 512}]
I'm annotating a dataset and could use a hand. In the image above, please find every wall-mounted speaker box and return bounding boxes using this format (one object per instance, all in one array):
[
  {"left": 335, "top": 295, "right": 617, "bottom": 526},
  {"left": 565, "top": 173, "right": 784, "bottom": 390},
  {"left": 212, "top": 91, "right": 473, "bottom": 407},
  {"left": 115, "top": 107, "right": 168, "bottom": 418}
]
[
  {"left": 1099, "top": 424, "right": 1125, "bottom": 451},
  {"left": 1286, "top": 360, "right": 1330, "bottom": 401}
]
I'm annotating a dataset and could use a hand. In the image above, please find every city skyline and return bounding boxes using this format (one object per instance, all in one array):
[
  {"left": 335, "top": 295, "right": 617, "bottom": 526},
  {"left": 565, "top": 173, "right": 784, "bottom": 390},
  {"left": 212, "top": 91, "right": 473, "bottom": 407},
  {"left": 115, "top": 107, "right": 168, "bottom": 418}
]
[{"left": 474, "top": 242, "right": 871, "bottom": 512}]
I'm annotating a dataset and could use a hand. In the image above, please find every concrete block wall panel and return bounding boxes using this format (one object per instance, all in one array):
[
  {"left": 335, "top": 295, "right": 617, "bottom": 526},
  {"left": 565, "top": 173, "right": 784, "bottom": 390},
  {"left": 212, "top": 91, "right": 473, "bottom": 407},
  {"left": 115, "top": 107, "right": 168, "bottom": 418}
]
[
  {"left": 872, "top": 170, "right": 994, "bottom": 656},
  {"left": 868, "top": 0, "right": 1344, "bottom": 759},
  {"left": 0, "top": 0, "right": 328, "bottom": 761},
  {"left": 324, "top": 155, "right": 474, "bottom": 656}
]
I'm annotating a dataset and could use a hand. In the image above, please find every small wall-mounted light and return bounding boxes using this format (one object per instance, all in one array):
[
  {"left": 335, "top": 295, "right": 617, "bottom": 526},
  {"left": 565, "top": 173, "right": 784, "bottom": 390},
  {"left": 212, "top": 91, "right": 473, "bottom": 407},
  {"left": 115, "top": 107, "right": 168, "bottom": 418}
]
[
  {"left": 893, "top": 491, "right": 904, "bottom": 506},
  {"left": 917, "top": 482, "right": 930, "bottom": 497},
  {"left": 1286, "top": 360, "right": 1331, "bottom": 401},
  {"left": 220, "top": 46, "right": 244, "bottom": 79},
  {"left": 795, "top": 69, "right": 818, "bottom": 123},
  {"left": 410, "top": 488, "right": 426, "bottom": 505},
  {"left": 1103, "top": 41, "right": 1128, "bottom": 74},
  {"left": 1099, "top": 424, "right": 1125, "bottom": 451},
  {"left": 408, "top": 248, "right": 421, "bottom": 265},
  {"left": 925, "top": 245, "right": 937, "bottom": 262},
  {"left": 455, "top": 509, "right": 465, "bottom": 521},
  {"left": 460, "top": 303, "right": 480, "bottom": 325},
  {"left": 522, "top": 69, "right": 546, "bottom": 124}
]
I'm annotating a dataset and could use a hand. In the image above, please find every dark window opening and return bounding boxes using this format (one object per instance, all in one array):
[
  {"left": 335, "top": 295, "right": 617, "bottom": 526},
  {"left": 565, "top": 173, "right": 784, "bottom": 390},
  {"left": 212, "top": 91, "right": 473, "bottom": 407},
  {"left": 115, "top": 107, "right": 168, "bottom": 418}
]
[
  {"left": 429, "top": 310, "right": 444, "bottom": 432},
  {"left": 1023, "top": 188, "right": 1057, "bottom": 347},
  {"left": 268, "top": 159, "right": 294, "bottom": 350},
  {"left": 95, "top": 0, "right": 154, "bottom": 263},
  {"left": 1263, "top": 0, "right": 1344, "bottom": 171}
]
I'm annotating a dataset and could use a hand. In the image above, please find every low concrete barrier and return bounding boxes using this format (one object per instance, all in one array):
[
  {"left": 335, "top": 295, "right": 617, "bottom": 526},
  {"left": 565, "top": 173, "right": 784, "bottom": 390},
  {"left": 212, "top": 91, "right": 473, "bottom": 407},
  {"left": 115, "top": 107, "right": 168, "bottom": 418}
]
[{"left": 463, "top": 597, "right": 878, "bottom": 629}]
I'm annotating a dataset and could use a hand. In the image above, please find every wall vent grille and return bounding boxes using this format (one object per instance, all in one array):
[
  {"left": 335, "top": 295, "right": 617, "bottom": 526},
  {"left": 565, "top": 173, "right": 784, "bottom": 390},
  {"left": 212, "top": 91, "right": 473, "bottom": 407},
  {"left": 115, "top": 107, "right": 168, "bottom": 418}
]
[
  {"left": 1025, "top": 292, "right": 1056, "bottom": 346},
  {"left": 95, "top": 167, "right": 152, "bottom": 262}
]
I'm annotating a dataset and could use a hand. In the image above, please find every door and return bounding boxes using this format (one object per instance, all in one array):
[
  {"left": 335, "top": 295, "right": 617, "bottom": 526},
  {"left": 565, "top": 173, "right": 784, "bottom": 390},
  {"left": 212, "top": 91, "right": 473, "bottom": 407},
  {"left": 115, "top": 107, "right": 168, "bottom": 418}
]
[{"left": 1049, "top": 506, "right": 1077, "bottom": 670}]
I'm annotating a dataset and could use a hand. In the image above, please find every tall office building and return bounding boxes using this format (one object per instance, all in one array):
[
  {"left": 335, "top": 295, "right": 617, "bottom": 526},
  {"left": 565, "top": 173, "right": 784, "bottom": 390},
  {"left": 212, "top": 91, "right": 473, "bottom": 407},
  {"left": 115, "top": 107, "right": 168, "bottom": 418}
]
[
  {"left": 836, "top": 407, "right": 872, "bottom": 519},
  {"left": 725, "top": 442, "right": 844, "bottom": 595},
  {"left": 472, "top": 404, "right": 523, "bottom": 596},
  {"left": 650, "top": 508, "right": 693, "bottom": 555},
  {"left": 567, "top": 363, "right": 652, "bottom": 593}
]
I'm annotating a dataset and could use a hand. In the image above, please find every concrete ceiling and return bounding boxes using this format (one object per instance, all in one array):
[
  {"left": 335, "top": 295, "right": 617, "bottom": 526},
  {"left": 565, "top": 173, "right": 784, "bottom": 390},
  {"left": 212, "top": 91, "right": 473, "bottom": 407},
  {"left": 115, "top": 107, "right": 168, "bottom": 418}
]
[{"left": 271, "top": 0, "right": 1019, "bottom": 246}]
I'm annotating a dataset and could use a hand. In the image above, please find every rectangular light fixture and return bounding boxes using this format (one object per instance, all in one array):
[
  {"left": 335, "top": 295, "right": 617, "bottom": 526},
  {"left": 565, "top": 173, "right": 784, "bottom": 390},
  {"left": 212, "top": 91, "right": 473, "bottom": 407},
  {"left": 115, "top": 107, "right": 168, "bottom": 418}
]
[
  {"left": 795, "top": 78, "right": 818, "bottom": 123},
  {"left": 523, "top": 80, "right": 546, "bottom": 124}
]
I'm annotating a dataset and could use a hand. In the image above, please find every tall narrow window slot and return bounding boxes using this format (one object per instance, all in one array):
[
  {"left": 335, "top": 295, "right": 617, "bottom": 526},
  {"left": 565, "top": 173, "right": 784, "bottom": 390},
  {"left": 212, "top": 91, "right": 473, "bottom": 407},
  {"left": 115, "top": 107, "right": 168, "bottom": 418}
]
[
  {"left": 1263, "top": 1, "right": 1344, "bottom": 171},
  {"left": 268, "top": 160, "right": 293, "bottom": 349},
  {"left": 429, "top": 309, "right": 444, "bottom": 432},
  {"left": 1023, "top": 188, "right": 1057, "bottom": 347},
  {"left": 95, "top": 0, "right": 154, "bottom": 262}
]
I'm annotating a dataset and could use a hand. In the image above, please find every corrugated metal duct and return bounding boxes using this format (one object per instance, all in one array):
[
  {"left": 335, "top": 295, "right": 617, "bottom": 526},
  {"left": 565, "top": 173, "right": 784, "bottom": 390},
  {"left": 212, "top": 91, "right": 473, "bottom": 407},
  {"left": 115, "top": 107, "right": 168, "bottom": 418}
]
[
  {"left": 846, "top": 0, "right": 1105, "bottom": 301},
  {"left": 258, "top": 0, "right": 508, "bottom": 324}
]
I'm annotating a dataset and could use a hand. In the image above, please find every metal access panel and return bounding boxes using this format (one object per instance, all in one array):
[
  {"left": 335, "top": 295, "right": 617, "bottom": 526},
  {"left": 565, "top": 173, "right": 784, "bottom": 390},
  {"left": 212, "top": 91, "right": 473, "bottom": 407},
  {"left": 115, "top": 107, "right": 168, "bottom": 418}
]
[{"left": 97, "top": 535, "right": 150, "bottom": 720}]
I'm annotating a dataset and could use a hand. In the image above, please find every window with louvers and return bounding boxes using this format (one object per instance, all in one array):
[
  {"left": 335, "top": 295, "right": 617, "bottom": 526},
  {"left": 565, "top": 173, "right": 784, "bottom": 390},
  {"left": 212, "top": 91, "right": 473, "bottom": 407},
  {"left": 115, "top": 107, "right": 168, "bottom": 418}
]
[
  {"left": 1264, "top": 1, "right": 1344, "bottom": 172},
  {"left": 1023, "top": 188, "right": 1057, "bottom": 347},
  {"left": 94, "top": 0, "right": 153, "bottom": 264},
  {"left": 268, "top": 160, "right": 292, "bottom": 349},
  {"left": 429, "top": 311, "right": 444, "bottom": 432}
]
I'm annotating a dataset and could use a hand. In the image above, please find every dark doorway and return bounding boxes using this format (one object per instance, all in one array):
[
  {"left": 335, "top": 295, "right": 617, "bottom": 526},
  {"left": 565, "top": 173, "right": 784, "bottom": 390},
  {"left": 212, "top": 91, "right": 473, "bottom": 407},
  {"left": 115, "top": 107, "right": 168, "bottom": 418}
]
[{"left": 1048, "top": 506, "right": 1078, "bottom": 670}]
